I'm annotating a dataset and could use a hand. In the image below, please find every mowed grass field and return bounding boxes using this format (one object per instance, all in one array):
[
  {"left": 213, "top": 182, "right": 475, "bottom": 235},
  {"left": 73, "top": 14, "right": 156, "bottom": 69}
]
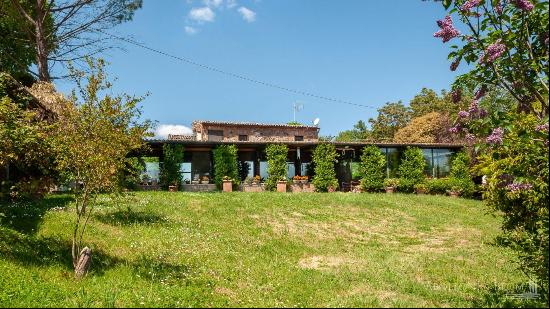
[{"left": 0, "top": 192, "right": 540, "bottom": 307}]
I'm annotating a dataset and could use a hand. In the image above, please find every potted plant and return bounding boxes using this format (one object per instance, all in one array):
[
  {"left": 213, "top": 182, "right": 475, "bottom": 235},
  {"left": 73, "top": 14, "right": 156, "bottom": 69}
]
[
  {"left": 222, "top": 176, "right": 233, "bottom": 192},
  {"left": 168, "top": 181, "right": 178, "bottom": 192},
  {"left": 201, "top": 175, "right": 210, "bottom": 184},
  {"left": 253, "top": 175, "right": 261, "bottom": 185},
  {"left": 414, "top": 183, "right": 428, "bottom": 195},
  {"left": 277, "top": 177, "right": 287, "bottom": 192},
  {"left": 384, "top": 178, "right": 399, "bottom": 193},
  {"left": 447, "top": 186, "right": 462, "bottom": 198}
]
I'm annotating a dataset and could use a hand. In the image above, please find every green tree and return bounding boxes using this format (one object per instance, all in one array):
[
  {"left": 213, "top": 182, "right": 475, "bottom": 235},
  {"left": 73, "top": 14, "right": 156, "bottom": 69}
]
[
  {"left": 398, "top": 147, "right": 426, "bottom": 193},
  {"left": 335, "top": 120, "right": 370, "bottom": 142},
  {"left": 213, "top": 144, "right": 239, "bottom": 189},
  {"left": 159, "top": 144, "right": 184, "bottom": 189},
  {"left": 436, "top": 0, "right": 549, "bottom": 295},
  {"left": 312, "top": 143, "right": 339, "bottom": 192},
  {"left": 359, "top": 146, "right": 386, "bottom": 192},
  {"left": 265, "top": 144, "right": 288, "bottom": 191},
  {"left": 3, "top": 0, "right": 142, "bottom": 81},
  {"left": 51, "top": 58, "right": 150, "bottom": 277},
  {"left": 368, "top": 101, "right": 412, "bottom": 141}
]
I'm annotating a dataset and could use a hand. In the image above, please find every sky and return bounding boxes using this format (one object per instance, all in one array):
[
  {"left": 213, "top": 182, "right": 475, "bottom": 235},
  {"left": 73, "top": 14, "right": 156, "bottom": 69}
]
[{"left": 54, "top": 0, "right": 466, "bottom": 137}]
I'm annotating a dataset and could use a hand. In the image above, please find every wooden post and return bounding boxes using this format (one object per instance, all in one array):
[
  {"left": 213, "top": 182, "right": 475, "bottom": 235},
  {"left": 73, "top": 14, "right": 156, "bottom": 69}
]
[{"left": 223, "top": 180, "right": 233, "bottom": 192}]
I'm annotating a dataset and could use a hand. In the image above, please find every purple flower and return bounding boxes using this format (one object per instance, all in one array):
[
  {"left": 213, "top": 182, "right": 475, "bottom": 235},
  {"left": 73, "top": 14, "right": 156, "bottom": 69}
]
[
  {"left": 449, "top": 124, "right": 462, "bottom": 134},
  {"left": 468, "top": 100, "right": 479, "bottom": 114},
  {"left": 497, "top": 174, "right": 515, "bottom": 188},
  {"left": 434, "top": 16, "right": 461, "bottom": 43},
  {"left": 452, "top": 89, "right": 462, "bottom": 103},
  {"left": 450, "top": 59, "right": 460, "bottom": 71},
  {"left": 506, "top": 182, "right": 533, "bottom": 192},
  {"left": 495, "top": 0, "right": 504, "bottom": 14},
  {"left": 474, "top": 86, "right": 487, "bottom": 100},
  {"left": 458, "top": 110, "right": 470, "bottom": 118},
  {"left": 465, "top": 133, "right": 476, "bottom": 143},
  {"left": 480, "top": 40, "right": 507, "bottom": 64},
  {"left": 478, "top": 108, "right": 488, "bottom": 118},
  {"left": 486, "top": 127, "right": 504, "bottom": 145},
  {"left": 461, "top": 0, "right": 482, "bottom": 12},
  {"left": 536, "top": 123, "right": 549, "bottom": 132},
  {"left": 513, "top": 0, "right": 534, "bottom": 11}
]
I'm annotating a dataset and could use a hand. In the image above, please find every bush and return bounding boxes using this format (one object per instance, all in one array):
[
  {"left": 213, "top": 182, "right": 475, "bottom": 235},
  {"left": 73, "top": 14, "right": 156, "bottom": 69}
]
[
  {"left": 384, "top": 178, "right": 399, "bottom": 188},
  {"left": 265, "top": 144, "right": 288, "bottom": 191},
  {"left": 159, "top": 144, "right": 184, "bottom": 189},
  {"left": 312, "top": 143, "right": 339, "bottom": 192},
  {"left": 426, "top": 178, "right": 452, "bottom": 194},
  {"left": 398, "top": 147, "right": 426, "bottom": 193},
  {"left": 448, "top": 152, "right": 475, "bottom": 198},
  {"left": 359, "top": 146, "right": 386, "bottom": 192},
  {"left": 213, "top": 144, "right": 240, "bottom": 189},
  {"left": 118, "top": 157, "right": 145, "bottom": 191}
]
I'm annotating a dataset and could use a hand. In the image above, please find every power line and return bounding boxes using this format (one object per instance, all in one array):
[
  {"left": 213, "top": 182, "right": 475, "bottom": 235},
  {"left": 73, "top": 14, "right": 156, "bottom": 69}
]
[{"left": 97, "top": 30, "right": 378, "bottom": 110}]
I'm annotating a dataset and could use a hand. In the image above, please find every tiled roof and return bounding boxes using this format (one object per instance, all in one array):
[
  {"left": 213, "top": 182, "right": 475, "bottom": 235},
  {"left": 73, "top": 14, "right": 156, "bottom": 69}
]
[
  {"left": 192, "top": 120, "right": 319, "bottom": 129},
  {"left": 145, "top": 138, "right": 464, "bottom": 148}
]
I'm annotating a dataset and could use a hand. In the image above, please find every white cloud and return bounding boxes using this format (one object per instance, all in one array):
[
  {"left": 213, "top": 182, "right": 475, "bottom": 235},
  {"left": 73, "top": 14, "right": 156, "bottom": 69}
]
[
  {"left": 185, "top": 26, "right": 198, "bottom": 35},
  {"left": 189, "top": 7, "right": 215, "bottom": 23},
  {"left": 203, "top": 0, "right": 223, "bottom": 8},
  {"left": 226, "top": 0, "right": 237, "bottom": 9},
  {"left": 238, "top": 6, "right": 256, "bottom": 22},
  {"left": 154, "top": 124, "right": 193, "bottom": 139}
]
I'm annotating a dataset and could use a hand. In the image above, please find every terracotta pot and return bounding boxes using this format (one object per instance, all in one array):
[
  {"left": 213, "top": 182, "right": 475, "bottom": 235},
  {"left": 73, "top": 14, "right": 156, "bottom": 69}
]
[
  {"left": 222, "top": 180, "right": 233, "bottom": 192},
  {"left": 448, "top": 191, "right": 460, "bottom": 198},
  {"left": 277, "top": 181, "right": 287, "bottom": 193},
  {"left": 385, "top": 187, "right": 395, "bottom": 193},
  {"left": 415, "top": 188, "right": 427, "bottom": 195},
  {"left": 168, "top": 185, "right": 178, "bottom": 192}
]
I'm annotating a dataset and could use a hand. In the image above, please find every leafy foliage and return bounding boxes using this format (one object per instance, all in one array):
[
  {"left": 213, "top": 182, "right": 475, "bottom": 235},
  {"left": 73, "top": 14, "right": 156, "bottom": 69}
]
[
  {"left": 359, "top": 146, "right": 386, "bottom": 192},
  {"left": 159, "top": 144, "right": 184, "bottom": 189},
  {"left": 213, "top": 144, "right": 239, "bottom": 189},
  {"left": 312, "top": 143, "right": 339, "bottom": 192},
  {"left": 51, "top": 58, "right": 150, "bottom": 271},
  {"left": 265, "top": 144, "right": 288, "bottom": 191},
  {"left": 393, "top": 112, "right": 453, "bottom": 143},
  {"left": 335, "top": 120, "right": 369, "bottom": 142},
  {"left": 368, "top": 101, "right": 412, "bottom": 141},
  {"left": 398, "top": 147, "right": 426, "bottom": 193}
]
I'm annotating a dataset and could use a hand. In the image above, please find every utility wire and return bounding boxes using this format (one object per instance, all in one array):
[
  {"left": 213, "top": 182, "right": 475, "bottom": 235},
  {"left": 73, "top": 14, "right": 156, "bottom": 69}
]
[{"left": 98, "top": 30, "right": 378, "bottom": 110}]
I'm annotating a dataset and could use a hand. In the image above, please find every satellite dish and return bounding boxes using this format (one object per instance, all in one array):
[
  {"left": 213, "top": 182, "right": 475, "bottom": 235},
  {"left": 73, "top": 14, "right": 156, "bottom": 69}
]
[{"left": 313, "top": 118, "right": 320, "bottom": 126}]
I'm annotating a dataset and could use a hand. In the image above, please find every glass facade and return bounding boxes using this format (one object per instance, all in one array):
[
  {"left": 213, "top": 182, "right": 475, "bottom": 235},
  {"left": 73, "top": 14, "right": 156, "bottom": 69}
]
[
  {"left": 385, "top": 148, "right": 401, "bottom": 178},
  {"left": 433, "top": 149, "right": 454, "bottom": 178}
]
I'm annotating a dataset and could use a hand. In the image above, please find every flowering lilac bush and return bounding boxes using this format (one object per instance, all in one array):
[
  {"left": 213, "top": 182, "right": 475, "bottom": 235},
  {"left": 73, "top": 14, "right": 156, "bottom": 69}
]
[{"left": 436, "top": 0, "right": 549, "bottom": 299}]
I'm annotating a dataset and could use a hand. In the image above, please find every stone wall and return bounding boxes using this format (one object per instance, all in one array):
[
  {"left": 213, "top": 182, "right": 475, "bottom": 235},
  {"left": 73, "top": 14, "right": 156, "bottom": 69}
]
[{"left": 192, "top": 122, "right": 319, "bottom": 142}]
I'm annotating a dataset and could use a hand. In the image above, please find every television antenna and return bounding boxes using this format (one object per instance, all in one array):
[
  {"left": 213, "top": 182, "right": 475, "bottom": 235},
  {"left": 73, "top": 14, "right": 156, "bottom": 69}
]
[{"left": 293, "top": 102, "right": 304, "bottom": 122}]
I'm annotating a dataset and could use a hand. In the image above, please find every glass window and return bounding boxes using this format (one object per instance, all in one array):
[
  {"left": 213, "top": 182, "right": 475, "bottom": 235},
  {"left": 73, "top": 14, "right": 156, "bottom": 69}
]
[
  {"left": 239, "top": 135, "right": 248, "bottom": 141},
  {"left": 433, "top": 149, "right": 454, "bottom": 178},
  {"left": 301, "top": 162, "right": 311, "bottom": 177},
  {"left": 143, "top": 162, "right": 160, "bottom": 181},
  {"left": 181, "top": 162, "right": 191, "bottom": 183},
  {"left": 386, "top": 148, "right": 400, "bottom": 178},
  {"left": 259, "top": 161, "right": 268, "bottom": 180},
  {"left": 191, "top": 151, "right": 211, "bottom": 181},
  {"left": 422, "top": 149, "right": 434, "bottom": 177},
  {"left": 286, "top": 162, "right": 295, "bottom": 178},
  {"left": 294, "top": 136, "right": 304, "bottom": 141}
]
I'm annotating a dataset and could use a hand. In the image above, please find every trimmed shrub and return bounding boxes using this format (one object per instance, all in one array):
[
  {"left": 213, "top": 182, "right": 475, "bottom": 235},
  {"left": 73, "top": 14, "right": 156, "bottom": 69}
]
[
  {"left": 159, "top": 144, "right": 184, "bottom": 189},
  {"left": 213, "top": 144, "right": 240, "bottom": 189},
  {"left": 449, "top": 151, "right": 475, "bottom": 198},
  {"left": 398, "top": 147, "right": 426, "bottom": 193},
  {"left": 312, "top": 143, "right": 339, "bottom": 192},
  {"left": 426, "top": 178, "right": 452, "bottom": 194},
  {"left": 359, "top": 145, "right": 386, "bottom": 192},
  {"left": 265, "top": 144, "right": 288, "bottom": 191}
]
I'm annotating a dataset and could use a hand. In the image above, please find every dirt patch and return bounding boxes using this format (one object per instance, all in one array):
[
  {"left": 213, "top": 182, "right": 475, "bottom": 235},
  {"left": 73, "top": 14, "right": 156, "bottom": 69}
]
[{"left": 298, "top": 255, "right": 358, "bottom": 270}]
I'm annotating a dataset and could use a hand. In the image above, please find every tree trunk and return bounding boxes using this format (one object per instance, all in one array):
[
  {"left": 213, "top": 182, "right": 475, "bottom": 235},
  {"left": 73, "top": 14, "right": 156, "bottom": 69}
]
[
  {"left": 74, "top": 247, "right": 92, "bottom": 279},
  {"left": 35, "top": 0, "right": 50, "bottom": 81}
]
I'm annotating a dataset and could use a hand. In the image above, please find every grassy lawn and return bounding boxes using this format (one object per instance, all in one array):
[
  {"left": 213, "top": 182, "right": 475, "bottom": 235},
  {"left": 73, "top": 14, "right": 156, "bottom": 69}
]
[{"left": 0, "top": 192, "right": 541, "bottom": 307}]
